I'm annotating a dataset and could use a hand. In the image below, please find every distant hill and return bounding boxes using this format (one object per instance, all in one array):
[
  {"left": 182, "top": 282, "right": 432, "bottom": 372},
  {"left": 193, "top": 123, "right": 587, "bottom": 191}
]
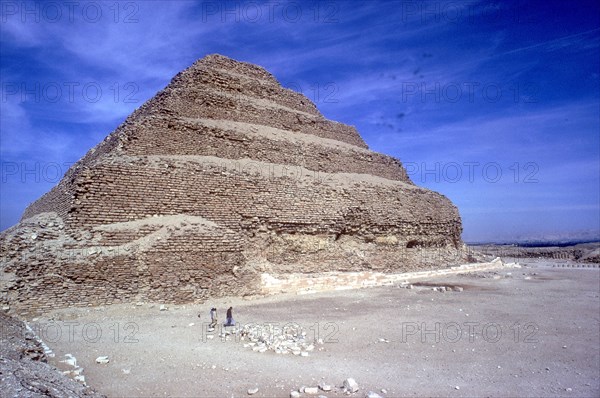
[{"left": 468, "top": 230, "right": 600, "bottom": 247}]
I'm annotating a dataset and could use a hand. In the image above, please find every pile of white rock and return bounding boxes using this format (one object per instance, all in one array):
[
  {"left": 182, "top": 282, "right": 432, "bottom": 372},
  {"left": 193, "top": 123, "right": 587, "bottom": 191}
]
[{"left": 236, "top": 323, "right": 323, "bottom": 356}]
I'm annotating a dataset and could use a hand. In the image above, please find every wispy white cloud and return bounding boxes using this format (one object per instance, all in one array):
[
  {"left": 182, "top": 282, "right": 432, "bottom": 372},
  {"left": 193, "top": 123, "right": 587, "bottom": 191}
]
[{"left": 496, "top": 27, "right": 600, "bottom": 57}]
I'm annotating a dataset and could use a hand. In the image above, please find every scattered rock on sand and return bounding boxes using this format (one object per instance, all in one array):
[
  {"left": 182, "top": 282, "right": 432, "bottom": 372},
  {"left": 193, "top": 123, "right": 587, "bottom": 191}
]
[
  {"left": 247, "top": 387, "right": 259, "bottom": 395},
  {"left": 343, "top": 378, "right": 359, "bottom": 393},
  {"left": 95, "top": 356, "right": 109, "bottom": 364},
  {"left": 304, "top": 386, "right": 319, "bottom": 394},
  {"left": 319, "top": 383, "right": 332, "bottom": 391},
  {"left": 61, "top": 354, "right": 77, "bottom": 367},
  {"left": 290, "top": 391, "right": 301, "bottom": 398},
  {"left": 365, "top": 391, "right": 383, "bottom": 398}
]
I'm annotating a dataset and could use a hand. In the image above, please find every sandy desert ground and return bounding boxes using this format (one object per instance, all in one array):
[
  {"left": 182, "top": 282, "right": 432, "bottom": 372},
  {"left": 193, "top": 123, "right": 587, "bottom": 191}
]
[{"left": 28, "top": 258, "right": 599, "bottom": 398}]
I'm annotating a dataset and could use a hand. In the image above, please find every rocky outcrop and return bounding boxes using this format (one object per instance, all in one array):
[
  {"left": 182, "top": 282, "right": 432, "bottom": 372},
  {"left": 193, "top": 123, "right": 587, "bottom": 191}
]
[
  {"left": 0, "top": 311, "right": 104, "bottom": 397},
  {"left": 0, "top": 54, "right": 465, "bottom": 315}
]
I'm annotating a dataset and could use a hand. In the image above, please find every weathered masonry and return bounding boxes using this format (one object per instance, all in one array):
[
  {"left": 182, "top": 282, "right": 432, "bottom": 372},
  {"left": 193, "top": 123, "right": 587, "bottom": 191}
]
[{"left": 0, "top": 54, "right": 465, "bottom": 315}]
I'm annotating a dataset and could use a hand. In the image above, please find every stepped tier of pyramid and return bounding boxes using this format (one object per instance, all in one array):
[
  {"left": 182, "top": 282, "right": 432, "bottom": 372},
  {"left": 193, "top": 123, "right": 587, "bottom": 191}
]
[{"left": 0, "top": 55, "right": 465, "bottom": 315}]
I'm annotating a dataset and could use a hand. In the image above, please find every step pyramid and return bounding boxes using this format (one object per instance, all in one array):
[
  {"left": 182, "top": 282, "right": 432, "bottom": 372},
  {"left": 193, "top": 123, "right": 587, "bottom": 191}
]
[{"left": 0, "top": 54, "right": 465, "bottom": 315}]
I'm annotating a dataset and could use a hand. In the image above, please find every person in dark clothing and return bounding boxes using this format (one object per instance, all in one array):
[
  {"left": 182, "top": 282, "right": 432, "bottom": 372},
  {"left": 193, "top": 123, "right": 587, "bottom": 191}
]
[{"left": 224, "top": 306, "right": 235, "bottom": 327}]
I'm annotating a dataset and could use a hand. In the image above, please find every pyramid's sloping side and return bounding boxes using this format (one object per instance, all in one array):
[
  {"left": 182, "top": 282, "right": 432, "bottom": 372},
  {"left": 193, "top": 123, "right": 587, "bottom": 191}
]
[{"left": 1, "top": 55, "right": 465, "bottom": 315}]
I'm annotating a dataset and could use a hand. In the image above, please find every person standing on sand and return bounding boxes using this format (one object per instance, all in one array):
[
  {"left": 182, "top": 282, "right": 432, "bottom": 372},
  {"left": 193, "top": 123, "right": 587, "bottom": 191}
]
[
  {"left": 224, "top": 306, "right": 235, "bottom": 327},
  {"left": 209, "top": 307, "right": 217, "bottom": 330}
]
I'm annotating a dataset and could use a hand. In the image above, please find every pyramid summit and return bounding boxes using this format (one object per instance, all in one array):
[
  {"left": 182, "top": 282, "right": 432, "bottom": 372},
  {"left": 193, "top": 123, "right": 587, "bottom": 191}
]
[{"left": 1, "top": 54, "right": 465, "bottom": 315}]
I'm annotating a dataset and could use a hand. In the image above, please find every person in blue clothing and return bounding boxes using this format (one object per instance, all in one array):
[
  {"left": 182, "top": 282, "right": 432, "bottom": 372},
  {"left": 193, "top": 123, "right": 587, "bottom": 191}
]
[{"left": 224, "top": 306, "right": 235, "bottom": 327}]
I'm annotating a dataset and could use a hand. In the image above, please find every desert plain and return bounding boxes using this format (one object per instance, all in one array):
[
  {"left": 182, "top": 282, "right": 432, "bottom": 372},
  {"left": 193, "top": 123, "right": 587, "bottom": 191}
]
[{"left": 25, "top": 255, "right": 599, "bottom": 398}]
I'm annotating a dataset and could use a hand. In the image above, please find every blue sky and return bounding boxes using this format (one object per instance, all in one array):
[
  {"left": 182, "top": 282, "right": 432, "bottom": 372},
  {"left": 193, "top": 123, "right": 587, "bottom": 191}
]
[{"left": 1, "top": 0, "right": 599, "bottom": 242}]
